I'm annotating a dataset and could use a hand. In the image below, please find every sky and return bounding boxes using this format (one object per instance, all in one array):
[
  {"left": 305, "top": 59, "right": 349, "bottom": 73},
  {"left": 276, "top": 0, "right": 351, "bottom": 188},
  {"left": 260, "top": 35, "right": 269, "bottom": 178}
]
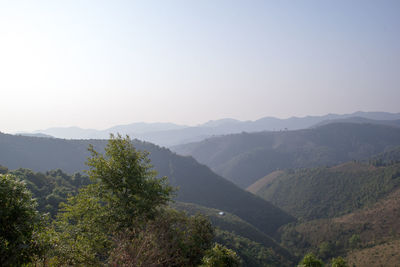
[{"left": 1, "top": 0, "right": 399, "bottom": 133}]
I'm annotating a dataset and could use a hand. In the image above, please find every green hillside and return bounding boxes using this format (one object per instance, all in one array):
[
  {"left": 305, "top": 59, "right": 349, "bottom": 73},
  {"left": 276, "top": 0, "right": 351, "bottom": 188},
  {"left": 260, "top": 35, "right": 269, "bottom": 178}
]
[
  {"left": 253, "top": 161, "right": 400, "bottom": 220},
  {"left": 264, "top": 149, "right": 400, "bottom": 265},
  {"left": 173, "top": 123, "right": 400, "bottom": 188},
  {"left": 0, "top": 165, "right": 295, "bottom": 266},
  {"left": 278, "top": 186, "right": 400, "bottom": 263},
  {"left": 173, "top": 202, "right": 295, "bottom": 266},
  {"left": 0, "top": 133, "right": 294, "bottom": 237}
]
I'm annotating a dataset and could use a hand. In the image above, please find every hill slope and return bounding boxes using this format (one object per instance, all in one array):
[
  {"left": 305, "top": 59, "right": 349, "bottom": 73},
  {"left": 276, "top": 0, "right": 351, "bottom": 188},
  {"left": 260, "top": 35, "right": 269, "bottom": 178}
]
[
  {"left": 272, "top": 149, "right": 400, "bottom": 265},
  {"left": 252, "top": 160, "right": 400, "bottom": 220},
  {"left": 0, "top": 133, "right": 294, "bottom": 236},
  {"left": 173, "top": 123, "right": 400, "bottom": 188},
  {"left": 172, "top": 202, "right": 295, "bottom": 265},
  {"left": 278, "top": 186, "right": 400, "bottom": 264}
]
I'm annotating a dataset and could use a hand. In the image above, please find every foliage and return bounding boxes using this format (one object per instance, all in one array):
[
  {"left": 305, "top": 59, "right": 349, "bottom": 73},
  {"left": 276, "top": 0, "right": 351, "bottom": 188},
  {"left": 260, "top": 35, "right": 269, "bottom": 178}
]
[
  {"left": 109, "top": 209, "right": 214, "bottom": 267},
  {"left": 318, "top": 242, "right": 334, "bottom": 259},
  {"left": 85, "top": 134, "right": 174, "bottom": 229},
  {"left": 47, "top": 135, "right": 215, "bottom": 265},
  {"left": 214, "top": 229, "right": 291, "bottom": 267},
  {"left": 0, "top": 132, "right": 295, "bottom": 238},
  {"left": 330, "top": 256, "right": 348, "bottom": 267},
  {"left": 348, "top": 234, "right": 360, "bottom": 249},
  {"left": 201, "top": 243, "right": 242, "bottom": 267},
  {"left": 369, "top": 146, "right": 400, "bottom": 167},
  {"left": 10, "top": 168, "right": 90, "bottom": 216},
  {"left": 298, "top": 253, "right": 324, "bottom": 267},
  {"left": 0, "top": 174, "right": 43, "bottom": 266},
  {"left": 256, "top": 161, "right": 400, "bottom": 220},
  {"left": 48, "top": 184, "right": 110, "bottom": 266},
  {"left": 173, "top": 201, "right": 294, "bottom": 264}
]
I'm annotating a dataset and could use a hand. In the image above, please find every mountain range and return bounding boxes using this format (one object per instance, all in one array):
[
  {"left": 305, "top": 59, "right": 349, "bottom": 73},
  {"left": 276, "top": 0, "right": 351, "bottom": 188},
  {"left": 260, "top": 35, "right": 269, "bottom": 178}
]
[
  {"left": 173, "top": 123, "right": 400, "bottom": 188},
  {"left": 3, "top": 117, "right": 400, "bottom": 265},
  {"left": 16, "top": 111, "right": 400, "bottom": 147}
]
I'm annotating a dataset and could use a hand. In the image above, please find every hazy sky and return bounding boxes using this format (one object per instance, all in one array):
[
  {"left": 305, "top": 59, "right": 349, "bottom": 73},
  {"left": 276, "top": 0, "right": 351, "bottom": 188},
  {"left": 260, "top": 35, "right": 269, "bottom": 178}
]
[{"left": 1, "top": 0, "right": 399, "bottom": 132}]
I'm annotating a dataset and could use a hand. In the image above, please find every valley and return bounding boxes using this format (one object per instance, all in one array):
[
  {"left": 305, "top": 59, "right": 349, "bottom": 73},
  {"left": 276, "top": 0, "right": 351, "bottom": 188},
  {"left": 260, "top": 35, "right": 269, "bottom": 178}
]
[{"left": 2, "top": 118, "right": 400, "bottom": 266}]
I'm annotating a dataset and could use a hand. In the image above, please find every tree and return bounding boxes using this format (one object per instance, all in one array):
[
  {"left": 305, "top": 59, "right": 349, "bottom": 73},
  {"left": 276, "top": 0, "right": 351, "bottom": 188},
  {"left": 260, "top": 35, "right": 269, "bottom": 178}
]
[
  {"left": 86, "top": 134, "right": 174, "bottom": 229},
  {"left": 298, "top": 253, "right": 324, "bottom": 267},
  {"left": 49, "top": 184, "right": 111, "bottom": 266},
  {"left": 201, "top": 243, "right": 242, "bottom": 267},
  {"left": 348, "top": 234, "right": 360, "bottom": 249},
  {"left": 49, "top": 135, "right": 214, "bottom": 265},
  {"left": 331, "top": 257, "right": 348, "bottom": 267},
  {"left": 0, "top": 174, "right": 43, "bottom": 265},
  {"left": 318, "top": 241, "right": 334, "bottom": 259}
]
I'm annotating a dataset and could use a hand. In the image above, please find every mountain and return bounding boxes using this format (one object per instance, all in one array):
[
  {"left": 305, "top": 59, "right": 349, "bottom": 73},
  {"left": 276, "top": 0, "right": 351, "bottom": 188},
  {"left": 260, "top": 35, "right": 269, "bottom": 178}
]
[
  {"left": 32, "top": 122, "right": 187, "bottom": 140},
  {"left": 22, "top": 111, "right": 400, "bottom": 147},
  {"left": 279, "top": 186, "right": 400, "bottom": 265},
  {"left": 260, "top": 148, "right": 400, "bottom": 265},
  {"left": 15, "top": 133, "right": 54, "bottom": 138},
  {"left": 172, "top": 202, "right": 295, "bottom": 266},
  {"left": 0, "top": 133, "right": 294, "bottom": 237},
  {"left": 312, "top": 116, "right": 400, "bottom": 128},
  {"left": 250, "top": 160, "right": 400, "bottom": 220},
  {"left": 173, "top": 123, "right": 400, "bottom": 188}
]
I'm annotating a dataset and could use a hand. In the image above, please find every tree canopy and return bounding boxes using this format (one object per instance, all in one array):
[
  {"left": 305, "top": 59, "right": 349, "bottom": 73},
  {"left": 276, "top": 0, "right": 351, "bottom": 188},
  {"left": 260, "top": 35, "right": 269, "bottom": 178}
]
[
  {"left": 0, "top": 174, "right": 43, "bottom": 265},
  {"left": 46, "top": 135, "right": 216, "bottom": 266}
]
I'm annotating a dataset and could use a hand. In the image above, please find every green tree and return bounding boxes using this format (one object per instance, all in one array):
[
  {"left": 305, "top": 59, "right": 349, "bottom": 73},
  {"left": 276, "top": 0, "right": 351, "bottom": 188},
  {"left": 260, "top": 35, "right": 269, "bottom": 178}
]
[
  {"left": 86, "top": 134, "right": 174, "bottom": 229},
  {"left": 49, "top": 135, "right": 214, "bottom": 265},
  {"left": 318, "top": 241, "right": 333, "bottom": 259},
  {"left": 201, "top": 243, "right": 242, "bottom": 267},
  {"left": 298, "top": 253, "right": 324, "bottom": 267},
  {"left": 49, "top": 184, "right": 110, "bottom": 266},
  {"left": 348, "top": 234, "right": 360, "bottom": 249},
  {"left": 331, "top": 256, "right": 348, "bottom": 267},
  {"left": 0, "top": 174, "right": 43, "bottom": 265}
]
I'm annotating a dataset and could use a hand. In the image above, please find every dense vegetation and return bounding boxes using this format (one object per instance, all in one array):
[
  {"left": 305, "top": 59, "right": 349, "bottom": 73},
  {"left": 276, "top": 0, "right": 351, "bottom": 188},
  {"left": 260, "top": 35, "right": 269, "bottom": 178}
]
[
  {"left": 253, "top": 161, "right": 400, "bottom": 220},
  {"left": 1, "top": 135, "right": 245, "bottom": 266},
  {"left": 0, "top": 174, "right": 43, "bottom": 265},
  {"left": 173, "top": 123, "right": 400, "bottom": 188},
  {"left": 0, "top": 132, "right": 294, "bottom": 237},
  {"left": 2, "top": 123, "right": 400, "bottom": 266},
  {"left": 172, "top": 202, "right": 294, "bottom": 264},
  {"left": 250, "top": 148, "right": 400, "bottom": 265}
]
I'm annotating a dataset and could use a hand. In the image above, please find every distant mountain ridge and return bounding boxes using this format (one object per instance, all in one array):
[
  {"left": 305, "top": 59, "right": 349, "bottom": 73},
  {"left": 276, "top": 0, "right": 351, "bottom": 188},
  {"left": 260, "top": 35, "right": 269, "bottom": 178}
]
[
  {"left": 173, "top": 123, "right": 400, "bottom": 188},
  {"left": 31, "top": 122, "right": 187, "bottom": 140},
  {"left": 18, "top": 111, "right": 400, "bottom": 147},
  {"left": 312, "top": 116, "right": 400, "bottom": 128}
]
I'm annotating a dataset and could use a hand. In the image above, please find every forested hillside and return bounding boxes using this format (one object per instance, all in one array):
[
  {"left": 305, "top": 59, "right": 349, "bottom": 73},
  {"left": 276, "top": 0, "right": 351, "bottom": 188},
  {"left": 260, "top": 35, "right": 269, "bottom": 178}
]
[
  {"left": 249, "top": 147, "right": 400, "bottom": 265},
  {"left": 0, "top": 165, "right": 295, "bottom": 266},
  {"left": 0, "top": 132, "right": 294, "bottom": 237},
  {"left": 173, "top": 123, "right": 400, "bottom": 188},
  {"left": 252, "top": 160, "right": 400, "bottom": 220}
]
